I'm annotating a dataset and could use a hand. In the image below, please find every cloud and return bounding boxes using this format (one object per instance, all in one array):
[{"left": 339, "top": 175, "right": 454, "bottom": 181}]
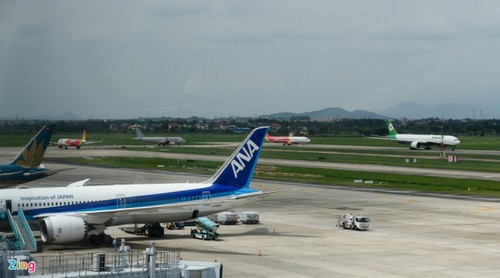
[{"left": 2, "top": 1, "right": 500, "bottom": 118}]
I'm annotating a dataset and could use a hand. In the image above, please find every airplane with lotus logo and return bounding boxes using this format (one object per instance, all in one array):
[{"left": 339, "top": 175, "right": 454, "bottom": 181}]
[{"left": 0, "top": 124, "right": 63, "bottom": 187}]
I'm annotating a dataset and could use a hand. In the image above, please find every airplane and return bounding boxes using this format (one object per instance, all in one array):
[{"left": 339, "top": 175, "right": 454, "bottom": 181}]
[
  {"left": 133, "top": 128, "right": 186, "bottom": 146},
  {"left": 0, "top": 126, "right": 270, "bottom": 245},
  {"left": 56, "top": 130, "right": 102, "bottom": 149},
  {"left": 0, "top": 124, "right": 61, "bottom": 187},
  {"left": 370, "top": 119, "right": 460, "bottom": 150},
  {"left": 265, "top": 133, "right": 311, "bottom": 146}
]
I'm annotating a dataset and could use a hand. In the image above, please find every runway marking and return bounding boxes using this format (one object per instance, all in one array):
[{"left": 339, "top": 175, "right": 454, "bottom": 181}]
[{"left": 476, "top": 207, "right": 496, "bottom": 212}]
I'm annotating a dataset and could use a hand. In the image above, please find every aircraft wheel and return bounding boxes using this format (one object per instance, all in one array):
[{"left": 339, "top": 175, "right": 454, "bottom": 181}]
[
  {"left": 103, "top": 234, "right": 112, "bottom": 244},
  {"left": 89, "top": 235, "right": 99, "bottom": 244}
]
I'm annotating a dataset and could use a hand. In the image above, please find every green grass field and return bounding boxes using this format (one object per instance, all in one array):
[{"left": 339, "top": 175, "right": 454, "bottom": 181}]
[
  {"left": 1, "top": 131, "right": 499, "bottom": 150},
  {"left": 60, "top": 156, "right": 500, "bottom": 197}
]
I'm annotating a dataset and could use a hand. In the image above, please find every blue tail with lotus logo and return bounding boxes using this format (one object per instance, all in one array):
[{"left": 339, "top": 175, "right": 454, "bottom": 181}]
[
  {"left": 207, "top": 126, "right": 268, "bottom": 188},
  {"left": 10, "top": 124, "right": 56, "bottom": 168}
]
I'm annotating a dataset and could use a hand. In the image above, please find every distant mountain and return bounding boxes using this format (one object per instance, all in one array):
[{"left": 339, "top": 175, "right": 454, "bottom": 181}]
[{"left": 261, "top": 107, "right": 386, "bottom": 120}]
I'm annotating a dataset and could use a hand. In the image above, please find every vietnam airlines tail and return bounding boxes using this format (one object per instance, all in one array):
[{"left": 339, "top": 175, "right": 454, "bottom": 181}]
[
  {"left": 0, "top": 124, "right": 62, "bottom": 187},
  {"left": 0, "top": 126, "right": 269, "bottom": 245},
  {"left": 370, "top": 119, "right": 460, "bottom": 150}
]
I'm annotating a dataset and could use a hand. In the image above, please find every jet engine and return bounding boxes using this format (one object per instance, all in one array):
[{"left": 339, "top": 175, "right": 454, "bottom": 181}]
[
  {"left": 410, "top": 141, "right": 422, "bottom": 150},
  {"left": 40, "top": 216, "right": 88, "bottom": 244}
]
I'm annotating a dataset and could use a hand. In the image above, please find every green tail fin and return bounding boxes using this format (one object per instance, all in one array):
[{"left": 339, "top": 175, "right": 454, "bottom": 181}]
[{"left": 386, "top": 119, "right": 397, "bottom": 138}]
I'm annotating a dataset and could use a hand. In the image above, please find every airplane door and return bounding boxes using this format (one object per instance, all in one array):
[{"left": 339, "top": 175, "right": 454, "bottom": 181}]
[
  {"left": 116, "top": 195, "right": 126, "bottom": 209},
  {"left": 202, "top": 191, "right": 211, "bottom": 203},
  {"left": 0, "top": 200, "right": 12, "bottom": 220}
]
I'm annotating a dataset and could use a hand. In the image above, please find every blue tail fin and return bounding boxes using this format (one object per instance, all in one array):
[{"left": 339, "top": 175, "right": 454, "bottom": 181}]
[
  {"left": 11, "top": 124, "right": 55, "bottom": 168},
  {"left": 207, "top": 126, "right": 268, "bottom": 188}
]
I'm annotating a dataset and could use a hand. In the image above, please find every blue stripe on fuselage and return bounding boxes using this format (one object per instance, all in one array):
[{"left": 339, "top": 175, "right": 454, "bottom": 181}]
[{"left": 18, "top": 183, "right": 260, "bottom": 220}]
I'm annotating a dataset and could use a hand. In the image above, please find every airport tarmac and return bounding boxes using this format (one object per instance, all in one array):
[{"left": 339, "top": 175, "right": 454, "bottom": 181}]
[{"left": 23, "top": 165, "right": 500, "bottom": 277}]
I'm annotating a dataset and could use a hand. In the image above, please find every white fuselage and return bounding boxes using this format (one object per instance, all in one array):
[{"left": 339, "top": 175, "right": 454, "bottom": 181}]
[
  {"left": 395, "top": 134, "right": 460, "bottom": 146},
  {"left": 0, "top": 182, "right": 250, "bottom": 229},
  {"left": 135, "top": 136, "right": 185, "bottom": 145}
]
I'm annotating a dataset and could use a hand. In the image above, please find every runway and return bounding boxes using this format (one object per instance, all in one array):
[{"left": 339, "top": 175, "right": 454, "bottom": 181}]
[
  {"left": 2, "top": 145, "right": 500, "bottom": 181},
  {"left": 25, "top": 165, "right": 500, "bottom": 277}
]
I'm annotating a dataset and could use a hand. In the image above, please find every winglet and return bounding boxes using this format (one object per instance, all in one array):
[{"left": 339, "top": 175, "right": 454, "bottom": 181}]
[
  {"left": 207, "top": 126, "right": 268, "bottom": 188},
  {"left": 11, "top": 124, "right": 55, "bottom": 168},
  {"left": 67, "top": 178, "right": 90, "bottom": 187}
]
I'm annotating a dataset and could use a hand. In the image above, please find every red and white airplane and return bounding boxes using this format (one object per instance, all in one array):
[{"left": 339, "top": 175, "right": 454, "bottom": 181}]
[
  {"left": 265, "top": 133, "right": 311, "bottom": 146},
  {"left": 56, "top": 130, "right": 102, "bottom": 149}
]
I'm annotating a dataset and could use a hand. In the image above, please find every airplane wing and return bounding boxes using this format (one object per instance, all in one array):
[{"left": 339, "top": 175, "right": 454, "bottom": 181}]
[
  {"left": 0, "top": 168, "right": 72, "bottom": 178},
  {"left": 32, "top": 199, "right": 228, "bottom": 224},
  {"left": 368, "top": 136, "right": 397, "bottom": 141},
  {"left": 83, "top": 139, "right": 103, "bottom": 145},
  {"left": 0, "top": 171, "right": 23, "bottom": 177},
  {"left": 230, "top": 189, "right": 289, "bottom": 200},
  {"left": 22, "top": 168, "right": 73, "bottom": 177}
]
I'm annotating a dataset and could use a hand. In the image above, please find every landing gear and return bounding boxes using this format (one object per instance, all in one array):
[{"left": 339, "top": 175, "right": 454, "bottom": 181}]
[
  {"left": 119, "top": 223, "right": 165, "bottom": 237},
  {"left": 143, "top": 223, "right": 165, "bottom": 237},
  {"left": 89, "top": 233, "right": 113, "bottom": 244}
]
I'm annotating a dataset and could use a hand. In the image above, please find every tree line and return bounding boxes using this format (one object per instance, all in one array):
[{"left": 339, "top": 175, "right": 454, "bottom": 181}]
[{"left": 0, "top": 118, "right": 499, "bottom": 137}]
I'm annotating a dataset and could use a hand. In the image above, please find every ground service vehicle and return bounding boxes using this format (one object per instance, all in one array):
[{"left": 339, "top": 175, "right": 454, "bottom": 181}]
[
  {"left": 240, "top": 211, "right": 260, "bottom": 224},
  {"left": 338, "top": 213, "right": 370, "bottom": 231},
  {"left": 217, "top": 212, "right": 238, "bottom": 225},
  {"left": 190, "top": 217, "right": 219, "bottom": 240}
]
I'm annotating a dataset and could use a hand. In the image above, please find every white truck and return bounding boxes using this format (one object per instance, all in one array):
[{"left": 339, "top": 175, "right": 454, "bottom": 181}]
[
  {"left": 217, "top": 211, "right": 238, "bottom": 225},
  {"left": 338, "top": 213, "right": 370, "bottom": 231},
  {"left": 240, "top": 211, "right": 260, "bottom": 224}
]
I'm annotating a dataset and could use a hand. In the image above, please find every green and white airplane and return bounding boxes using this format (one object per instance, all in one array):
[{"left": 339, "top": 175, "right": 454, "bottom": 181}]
[{"left": 371, "top": 119, "right": 460, "bottom": 150}]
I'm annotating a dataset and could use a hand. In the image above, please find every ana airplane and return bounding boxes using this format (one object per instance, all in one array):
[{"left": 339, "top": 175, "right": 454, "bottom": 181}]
[
  {"left": 0, "top": 126, "right": 269, "bottom": 245},
  {"left": 370, "top": 119, "right": 460, "bottom": 150},
  {"left": 56, "top": 130, "right": 102, "bottom": 149},
  {"left": 265, "top": 133, "right": 311, "bottom": 146},
  {"left": 0, "top": 124, "right": 61, "bottom": 187},
  {"left": 133, "top": 128, "right": 186, "bottom": 146}
]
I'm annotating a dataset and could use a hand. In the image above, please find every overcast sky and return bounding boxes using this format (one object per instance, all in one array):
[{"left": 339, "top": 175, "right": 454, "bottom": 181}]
[{"left": 1, "top": 1, "right": 500, "bottom": 119}]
